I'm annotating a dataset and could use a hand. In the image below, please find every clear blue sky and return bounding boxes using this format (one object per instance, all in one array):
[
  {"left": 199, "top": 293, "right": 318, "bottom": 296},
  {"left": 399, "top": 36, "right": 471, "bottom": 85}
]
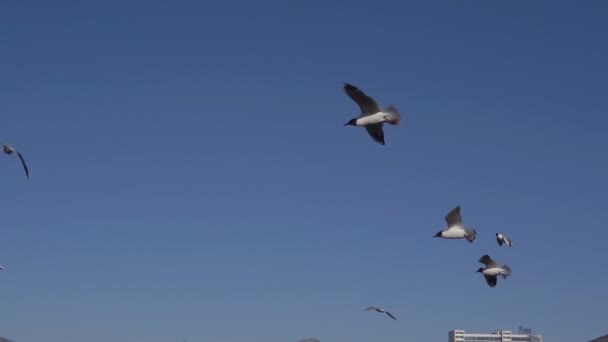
[{"left": 1, "top": 1, "right": 607, "bottom": 342}]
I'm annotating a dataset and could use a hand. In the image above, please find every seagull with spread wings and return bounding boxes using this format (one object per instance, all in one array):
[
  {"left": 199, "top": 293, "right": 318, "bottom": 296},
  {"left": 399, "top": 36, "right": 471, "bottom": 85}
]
[
  {"left": 3, "top": 144, "right": 29, "bottom": 179},
  {"left": 363, "top": 306, "right": 397, "bottom": 320},
  {"left": 476, "top": 254, "right": 512, "bottom": 288},
  {"left": 433, "top": 206, "right": 477, "bottom": 243},
  {"left": 342, "top": 83, "right": 401, "bottom": 145}
]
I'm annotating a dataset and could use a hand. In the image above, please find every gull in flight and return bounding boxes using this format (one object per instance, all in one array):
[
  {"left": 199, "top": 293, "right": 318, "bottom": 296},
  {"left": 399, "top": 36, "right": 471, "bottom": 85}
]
[
  {"left": 433, "top": 206, "right": 477, "bottom": 243},
  {"left": 3, "top": 144, "right": 29, "bottom": 179},
  {"left": 342, "top": 83, "right": 401, "bottom": 145},
  {"left": 476, "top": 254, "right": 512, "bottom": 288},
  {"left": 363, "top": 306, "right": 397, "bottom": 320},
  {"left": 496, "top": 233, "right": 513, "bottom": 247}
]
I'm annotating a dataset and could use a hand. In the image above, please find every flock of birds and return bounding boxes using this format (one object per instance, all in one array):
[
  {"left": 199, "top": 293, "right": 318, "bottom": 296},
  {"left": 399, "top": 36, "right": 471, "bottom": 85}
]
[
  {"left": 2, "top": 83, "right": 517, "bottom": 324},
  {"left": 364, "top": 204, "right": 514, "bottom": 321},
  {"left": 342, "top": 83, "right": 516, "bottom": 321}
]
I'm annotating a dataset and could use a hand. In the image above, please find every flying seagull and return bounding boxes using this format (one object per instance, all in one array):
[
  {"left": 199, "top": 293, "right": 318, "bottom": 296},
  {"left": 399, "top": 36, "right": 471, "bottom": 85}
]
[
  {"left": 476, "top": 254, "right": 512, "bottom": 288},
  {"left": 3, "top": 144, "right": 29, "bottom": 179},
  {"left": 433, "top": 206, "right": 477, "bottom": 243},
  {"left": 363, "top": 306, "right": 397, "bottom": 320},
  {"left": 342, "top": 83, "right": 401, "bottom": 145},
  {"left": 496, "top": 233, "right": 513, "bottom": 247}
]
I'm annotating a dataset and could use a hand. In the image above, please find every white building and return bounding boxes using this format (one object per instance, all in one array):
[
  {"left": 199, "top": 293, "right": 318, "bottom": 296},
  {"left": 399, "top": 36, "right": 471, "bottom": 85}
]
[{"left": 449, "top": 329, "right": 543, "bottom": 342}]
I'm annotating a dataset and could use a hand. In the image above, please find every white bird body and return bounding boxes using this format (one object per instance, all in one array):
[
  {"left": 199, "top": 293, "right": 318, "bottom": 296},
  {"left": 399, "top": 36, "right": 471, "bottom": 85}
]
[
  {"left": 434, "top": 206, "right": 476, "bottom": 243},
  {"left": 354, "top": 109, "right": 401, "bottom": 126},
  {"left": 481, "top": 267, "right": 510, "bottom": 277},
  {"left": 438, "top": 226, "right": 469, "bottom": 239},
  {"left": 342, "top": 83, "right": 401, "bottom": 145},
  {"left": 496, "top": 233, "right": 513, "bottom": 247},
  {"left": 477, "top": 255, "right": 512, "bottom": 287}
]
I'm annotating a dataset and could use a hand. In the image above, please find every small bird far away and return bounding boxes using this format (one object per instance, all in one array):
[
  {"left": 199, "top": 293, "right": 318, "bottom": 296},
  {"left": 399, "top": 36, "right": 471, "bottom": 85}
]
[
  {"left": 476, "top": 254, "right": 512, "bottom": 288},
  {"left": 496, "top": 233, "right": 513, "bottom": 247},
  {"left": 433, "top": 206, "right": 477, "bottom": 243},
  {"left": 363, "top": 306, "right": 397, "bottom": 320},
  {"left": 3, "top": 144, "right": 29, "bottom": 179},
  {"left": 342, "top": 83, "right": 401, "bottom": 145}
]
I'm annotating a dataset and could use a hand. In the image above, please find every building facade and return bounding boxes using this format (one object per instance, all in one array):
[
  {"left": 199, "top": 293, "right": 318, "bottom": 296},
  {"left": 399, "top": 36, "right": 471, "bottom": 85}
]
[{"left": 449, "top": 329, "right": 543, "bottom": 342}]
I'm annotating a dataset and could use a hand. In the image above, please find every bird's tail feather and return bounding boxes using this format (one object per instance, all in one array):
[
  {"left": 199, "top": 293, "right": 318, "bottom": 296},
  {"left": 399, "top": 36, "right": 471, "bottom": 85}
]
[
  {"left": 503, "top": 265, "right": 512, "bottom": 277},
  {"left": 464, "top": 228, "right": 477, "bottom": 242},
  {"left": 384, "top": 106, "right": 401, "bottom": 125}
]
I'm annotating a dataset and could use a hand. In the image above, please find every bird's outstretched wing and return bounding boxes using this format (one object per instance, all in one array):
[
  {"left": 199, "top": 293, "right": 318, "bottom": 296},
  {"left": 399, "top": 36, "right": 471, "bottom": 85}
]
[
  {"left": 17, "top": 152, "right": 29, "bottom": 179},
  {"left": 3, "top": 145, "right": 29, "bottom": 179},
  {"left": 343, "top": 83, "right": 381, "bottom": 115},
  {"left": 365, "top": 124, "right": 385, "bottom": 145},
  {"left": 445, "top": 206, "right": 462, "bottom": 227},
  {"left": 385, "top": 311, "right": 397, "bottom": 320},
  {"left": 479, "top": 254, "right": 499, "bottom": 268},
  {"left": 484, "top": 274, "right": 497, "bottom": 288}
]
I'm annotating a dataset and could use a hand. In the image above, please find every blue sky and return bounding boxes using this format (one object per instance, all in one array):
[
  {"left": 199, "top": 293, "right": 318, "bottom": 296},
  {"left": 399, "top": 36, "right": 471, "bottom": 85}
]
[{"left": 1, "top": 1, "right": 607, "bottom": 341}]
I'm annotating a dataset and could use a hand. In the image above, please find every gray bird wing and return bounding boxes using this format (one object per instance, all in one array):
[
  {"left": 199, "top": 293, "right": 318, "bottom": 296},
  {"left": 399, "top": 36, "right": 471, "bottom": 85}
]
[
  {"left": 365, "top": 124, "right": 385, "bottom": 145},
  {"left": 479, "top": 254, "right": 499, "bottom": 268},
  {"left": 343, "top": 83, "right": 381, "bottom": 116},
  {"left": 385, "top": 311, "right": 397, "bottom": 320},
  {"left": 363, "top": 306, "right": 377, "bottom": 311},
  {"left": 17, "top": 152, "right": 29, "bottom": 179},
  {"left": 445, "top": 206, "right": 462, "bottom": 226},
  {"left": 484, "top": 274, "right": 497, "bottom": 287}
]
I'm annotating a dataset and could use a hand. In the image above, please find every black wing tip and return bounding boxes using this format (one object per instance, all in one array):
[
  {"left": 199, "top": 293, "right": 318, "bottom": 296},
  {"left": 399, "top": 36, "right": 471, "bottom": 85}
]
[
  {"left": 343, "top": 82, "right": 361, "bottom": 92},
  {"left": 484, "top": 275, "right": 498, "bottom": 287},
  {"left": 17, "top": 152, "right": 30, "bottom": 179}
]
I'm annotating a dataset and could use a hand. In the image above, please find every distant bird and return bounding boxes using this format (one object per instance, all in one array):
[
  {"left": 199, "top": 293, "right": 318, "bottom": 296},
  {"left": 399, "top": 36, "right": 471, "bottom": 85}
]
[
  {"left": 496, "top": 233, "right": 513, "bottom": 247},
  {"left": 433, "top": 206, "right": 477, "bottom": 243},
  {"left": 342, "top": 83, "right": 401, "bottom": 145},
  {"left": 363, "top": 306, "right": 397, "bottom": 320},
  {"left": 3, "top": 144, "right": 29, "bottom": 179},
  {"left": 476, "top": 254, "right": 512, "bottom": 288}
]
